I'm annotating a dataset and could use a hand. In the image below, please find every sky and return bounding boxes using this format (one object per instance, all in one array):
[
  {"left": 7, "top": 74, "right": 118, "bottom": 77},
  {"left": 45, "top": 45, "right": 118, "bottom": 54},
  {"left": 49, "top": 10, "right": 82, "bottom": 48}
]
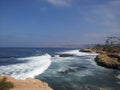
[{"left": 0, "top": 0, "right": 120, "bottom": 47}]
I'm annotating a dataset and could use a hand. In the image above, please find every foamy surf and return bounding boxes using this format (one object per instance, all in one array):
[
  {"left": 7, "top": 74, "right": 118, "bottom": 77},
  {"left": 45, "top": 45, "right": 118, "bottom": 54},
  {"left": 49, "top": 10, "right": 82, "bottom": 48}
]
[
  {"left": 116, "top": 74, "right": 120, "bottom": 79},
  {"left": 0, "top": 54, "right": 51, "bottom": 79},
  {"left": 58, "top": 50, "right": 98, "bottom": 56}
]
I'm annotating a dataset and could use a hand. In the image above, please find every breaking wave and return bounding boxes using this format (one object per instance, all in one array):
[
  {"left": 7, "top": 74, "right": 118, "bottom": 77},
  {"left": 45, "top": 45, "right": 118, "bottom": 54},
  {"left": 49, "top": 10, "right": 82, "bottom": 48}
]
[
  {"left": 0, "top": 54, "right": 51, "bottom": 79},
  {"left": 58, "top": 49, "right": 98, "bottom": 56}
]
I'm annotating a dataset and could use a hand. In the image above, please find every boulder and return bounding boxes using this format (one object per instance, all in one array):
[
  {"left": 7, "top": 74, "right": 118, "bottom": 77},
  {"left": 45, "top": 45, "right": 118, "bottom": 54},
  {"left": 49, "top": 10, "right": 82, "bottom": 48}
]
[{"left": 59, "top": 54, "right": 73, "bottom": 57}]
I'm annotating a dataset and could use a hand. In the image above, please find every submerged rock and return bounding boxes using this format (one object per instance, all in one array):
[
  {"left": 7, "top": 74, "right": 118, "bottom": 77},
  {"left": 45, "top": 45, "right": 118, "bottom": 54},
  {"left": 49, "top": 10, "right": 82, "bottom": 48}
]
[
  {"left": 58, "top": 66, "right": 87, "bottom": 74},
  {"left": 58, "top": 68, "right": 76, "bottom": 74}
]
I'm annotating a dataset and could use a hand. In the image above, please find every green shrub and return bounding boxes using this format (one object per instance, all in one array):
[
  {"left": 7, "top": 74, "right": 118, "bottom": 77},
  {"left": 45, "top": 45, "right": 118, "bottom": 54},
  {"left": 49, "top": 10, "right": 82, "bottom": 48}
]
[{"left": 0, "top": 77, "right": 14, "bottom": 90}]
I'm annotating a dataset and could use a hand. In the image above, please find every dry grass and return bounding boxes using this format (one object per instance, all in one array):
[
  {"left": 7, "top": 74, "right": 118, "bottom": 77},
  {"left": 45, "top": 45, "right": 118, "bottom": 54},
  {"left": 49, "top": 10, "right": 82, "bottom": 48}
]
[{"left": 0, "top": 77, "right": 14, "bottom": 90}]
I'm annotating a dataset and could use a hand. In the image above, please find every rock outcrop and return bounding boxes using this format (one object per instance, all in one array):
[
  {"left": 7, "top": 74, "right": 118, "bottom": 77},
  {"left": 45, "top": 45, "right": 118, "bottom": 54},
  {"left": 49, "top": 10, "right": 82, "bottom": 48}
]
[
  {"left": 95, "top": 53, "right": 120, "bottom": 70},
  {"left": 80, "top": 48, "right": 93, "bottom": 53},
  {"left": 59, "top": 54, "right": 73, "bottom": 57},
  {"left": 81, "top": 47, "right": 120, "bottom": 70},
  {"left": 0, "top": 76, "right": 53, "bottom": 90}
]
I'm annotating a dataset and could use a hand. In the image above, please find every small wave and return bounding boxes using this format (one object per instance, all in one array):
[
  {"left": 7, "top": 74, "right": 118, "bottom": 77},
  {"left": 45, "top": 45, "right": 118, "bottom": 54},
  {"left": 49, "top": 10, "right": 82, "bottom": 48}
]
[
  {"left": 116, "top": 74, "right": 120, "bottom": 79},
  {"left": 117, "top": 82, "right": 120, "bottom": 84},
  {"left": 0, "top": 54, "right": 51, "bottom": 79},
  {"left": 58, "top": 50, "right": 98, "bottom": 56}
]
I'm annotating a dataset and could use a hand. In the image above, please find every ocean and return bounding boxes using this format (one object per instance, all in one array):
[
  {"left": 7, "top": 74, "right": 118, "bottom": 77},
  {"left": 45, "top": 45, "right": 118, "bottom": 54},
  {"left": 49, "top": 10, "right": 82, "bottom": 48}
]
[{"left": 0, "top": 47, "right": 120, "bottom": 90}]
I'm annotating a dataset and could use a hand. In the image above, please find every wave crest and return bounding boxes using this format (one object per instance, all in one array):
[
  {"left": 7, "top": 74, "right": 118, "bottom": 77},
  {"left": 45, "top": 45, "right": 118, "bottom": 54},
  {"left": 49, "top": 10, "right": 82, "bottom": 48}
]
[
  {"left": 58, "top": 50, "right": 98, "bottom": 56},
  {"left": 0, "top": 54, "right": 51, "bottom": 79}
]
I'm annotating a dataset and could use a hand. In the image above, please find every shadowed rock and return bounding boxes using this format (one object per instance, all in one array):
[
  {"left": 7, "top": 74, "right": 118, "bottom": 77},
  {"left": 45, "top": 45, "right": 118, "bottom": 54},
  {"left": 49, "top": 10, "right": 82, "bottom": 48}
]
[
  {"left": 58, "top": 66, "right": 87, "bottom": 74},
  {"left": 95, "top": 54, "right": 120, "bottom": 70},
  {"left": 59, "top": 54, "right": 74, "bottom": 57}
]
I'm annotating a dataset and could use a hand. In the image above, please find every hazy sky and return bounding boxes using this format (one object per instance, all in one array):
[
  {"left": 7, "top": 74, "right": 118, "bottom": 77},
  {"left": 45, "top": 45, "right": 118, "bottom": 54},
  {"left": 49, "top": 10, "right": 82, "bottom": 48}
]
[{"left": 0, "top": 0, "right": 120, "bottom": 47}]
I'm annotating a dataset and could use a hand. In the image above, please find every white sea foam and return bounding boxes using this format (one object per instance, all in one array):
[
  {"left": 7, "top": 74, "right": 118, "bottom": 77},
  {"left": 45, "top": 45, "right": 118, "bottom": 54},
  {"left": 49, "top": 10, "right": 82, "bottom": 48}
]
[
  {"left": 116, "top": 74, "right": 120, "bottom": 79},
  {"left": 59, "top": 50, "right": 98, "bottom": 56},
  {"left": 0, "top": 54, "right": 51, "bottom": 79},
  {"left": 116, "top": 74, "right": 120, "bottom": 84}
]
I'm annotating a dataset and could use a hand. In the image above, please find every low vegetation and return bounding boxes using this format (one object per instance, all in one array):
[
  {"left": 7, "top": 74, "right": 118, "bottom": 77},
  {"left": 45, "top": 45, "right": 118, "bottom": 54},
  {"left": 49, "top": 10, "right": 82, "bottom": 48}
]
[
  {"left": 0, "top": 77, "right": 14, "bottom": 90},
  {"left": 93, "top": 36, "right": 120, "bottom": 53}
]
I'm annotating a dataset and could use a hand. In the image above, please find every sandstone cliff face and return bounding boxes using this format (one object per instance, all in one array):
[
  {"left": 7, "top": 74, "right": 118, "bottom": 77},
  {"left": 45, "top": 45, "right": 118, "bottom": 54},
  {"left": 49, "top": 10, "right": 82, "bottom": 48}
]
[
  {"left": 95, "top": 54, "right": 120, "bottom": 70},
  {"left": 87, "top": 47, "right": 120, "bottom": 70},
  {"left": 0, "top": 76, "right": 53, "bottom": 90}
]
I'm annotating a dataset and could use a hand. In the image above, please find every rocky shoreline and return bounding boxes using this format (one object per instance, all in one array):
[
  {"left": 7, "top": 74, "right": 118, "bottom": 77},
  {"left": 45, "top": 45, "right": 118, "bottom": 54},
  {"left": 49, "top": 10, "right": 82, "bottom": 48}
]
[
  {"left": 81, "top": 48, "right": 120, "bottom": 70},
  {"left": 0, "top": 75, "right": 53, "bottom": 90},
  {"left": 95, "top": 53, "right": 120, "bottom": 70}
]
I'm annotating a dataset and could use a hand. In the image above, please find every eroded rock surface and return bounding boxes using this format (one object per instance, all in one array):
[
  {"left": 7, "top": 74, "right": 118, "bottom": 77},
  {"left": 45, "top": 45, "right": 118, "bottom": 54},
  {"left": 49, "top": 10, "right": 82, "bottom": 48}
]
[{"left": 0, "top": 76, "right": 53, "bottom": 90}]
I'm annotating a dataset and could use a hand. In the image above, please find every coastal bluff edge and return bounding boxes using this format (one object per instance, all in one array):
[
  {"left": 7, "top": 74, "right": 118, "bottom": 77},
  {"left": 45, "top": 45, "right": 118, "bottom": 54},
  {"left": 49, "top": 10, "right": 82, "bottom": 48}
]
[
  {"left": 0, "top": 75, "right": 53, "bottom": 90},
  {"left": 80, "top": 48, "right": 120, "bottom": 70}
]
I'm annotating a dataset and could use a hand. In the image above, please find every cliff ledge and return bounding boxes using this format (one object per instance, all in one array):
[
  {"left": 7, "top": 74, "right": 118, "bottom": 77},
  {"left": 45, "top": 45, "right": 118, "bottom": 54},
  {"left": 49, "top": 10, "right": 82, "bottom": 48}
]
[{"left": 0, "top": 75, "right": 53, "bottom": 90}]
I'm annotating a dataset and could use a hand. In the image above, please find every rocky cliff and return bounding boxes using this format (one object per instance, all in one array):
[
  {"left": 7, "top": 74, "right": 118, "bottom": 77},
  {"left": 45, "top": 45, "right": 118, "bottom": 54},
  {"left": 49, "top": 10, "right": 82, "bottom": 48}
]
[
  {"left": 81, "top": 48, "right": 120, "bottom": 70},
  {"left": 95, "top": 53, "right": 120, "bottom": 70},
  {"left": 0, "top": 75, "right": 53, "bottom": 90}
]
